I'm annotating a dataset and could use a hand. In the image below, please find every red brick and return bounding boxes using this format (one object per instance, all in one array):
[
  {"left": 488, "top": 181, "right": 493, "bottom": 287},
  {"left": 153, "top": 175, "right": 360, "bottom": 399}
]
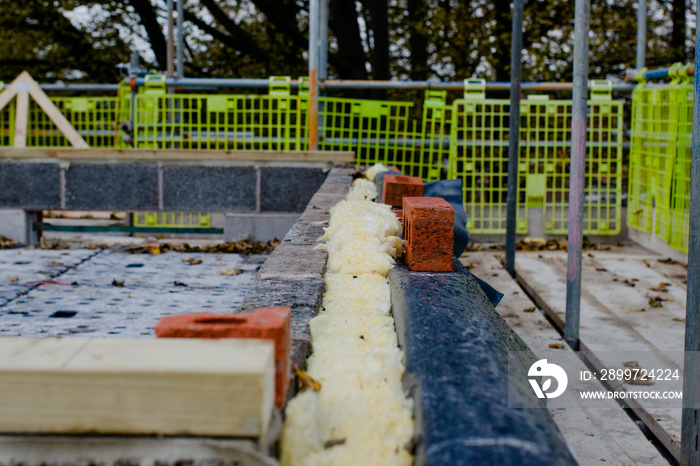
[
  {"left": 382, "top": 174, "right": 424, "bottom": 208},
  {"left": 155, "top": 307, "right": 291, "bottom": 407},
  {"left": 403, "top": 197, "right": 454, "bottom": 272}
]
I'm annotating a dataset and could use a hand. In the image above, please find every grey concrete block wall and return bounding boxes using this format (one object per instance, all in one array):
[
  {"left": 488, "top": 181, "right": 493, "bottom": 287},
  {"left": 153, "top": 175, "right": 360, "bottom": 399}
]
[
  {"left": 260, "top": 167, "right": 327, "bottom": 212},
  {"left": 163, "top": 166, "right": 257, "bottom": 211},
  {"left": 65, "top": 164, "right": 158, "bottom": 210},
  {"left": 0, "top": 163, "right": 60, "bottom": 209}
]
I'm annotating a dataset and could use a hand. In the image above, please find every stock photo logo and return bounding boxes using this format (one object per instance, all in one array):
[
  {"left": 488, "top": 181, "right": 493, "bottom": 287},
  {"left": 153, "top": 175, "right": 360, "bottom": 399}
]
[{"left": 528, "top": 359, "right": 568, "bottom": 399}]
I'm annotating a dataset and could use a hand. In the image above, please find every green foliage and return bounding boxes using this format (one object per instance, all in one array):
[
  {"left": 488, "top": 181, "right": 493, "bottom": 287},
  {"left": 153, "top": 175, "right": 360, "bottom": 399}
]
[{"left": 0, "top": 0, "right": 693, "bottom": 84}]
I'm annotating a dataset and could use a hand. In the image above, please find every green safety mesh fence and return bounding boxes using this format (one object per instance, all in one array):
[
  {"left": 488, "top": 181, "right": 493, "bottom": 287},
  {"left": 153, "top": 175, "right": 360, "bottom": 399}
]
[
  {"left": 448, "top": 85, "right": 522, "bottom": 234},
  {"left": 522, "top": 85, "right": 623, "bottom": 236},
  {"left": 448, "top": 81, "right": 623, "bottom": 235},
  {"left": 133, "top": 212, "right": 212, "bottom": 228},
  {"left": 628, "top": 64, "right": 693, "bottom": 253},
  {"left": 0, "top": 100, "right": 14, "bottom": 147},
  {"left": 133, "top": 93, "right": 305, "bottom": 150},
  {"left": 669, "top": 80, "right": 692, "bottom": 252},
  {"left": 0, "top": 75, "right": 630, "bottom": 237}
]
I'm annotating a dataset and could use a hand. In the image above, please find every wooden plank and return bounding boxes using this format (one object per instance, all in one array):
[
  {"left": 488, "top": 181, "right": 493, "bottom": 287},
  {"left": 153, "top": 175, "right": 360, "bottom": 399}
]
[
  {"left": 0, "top": 338, "right": 274, "bottom": 438},
  {"left": 462, "top": 252, "right": 668, "bottom": 465},
  {"left": 515, "top": 251, "right": 683, "bottom": 461},
  {"left": 0, "top": 81, "right": 18, "bottom": 114},
  {"left": 13, "top": 90, "right": 28, "bottom": 148},
  {"left": 0, "top": 148, "right": 355, "bottom": 163},
  {"left": 26, "top": 77, "right": 89, "bottom": 149}
]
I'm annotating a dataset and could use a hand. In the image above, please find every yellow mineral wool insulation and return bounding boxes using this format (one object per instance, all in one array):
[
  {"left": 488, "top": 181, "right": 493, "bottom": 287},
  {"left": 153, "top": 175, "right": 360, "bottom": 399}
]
[
  {"left": 345, "top": 177, "right": 378, "bottom": 202},
  {"left": 281, "top": 177, "right": 414, "bottom": 466},
  {"left": 364, "top": 163, "right": 389, "bottom": 181}
]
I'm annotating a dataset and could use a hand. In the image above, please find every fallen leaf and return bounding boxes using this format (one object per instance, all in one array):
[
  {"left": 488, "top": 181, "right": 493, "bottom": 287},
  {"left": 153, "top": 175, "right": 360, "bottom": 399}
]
[
  {"left": 648, "top": 296, "right": 666, "bottom": 307},
  {"left": 643, "top": 260, "right": 651, "bottom": 268},
  {"left": 7, "top": 275, "right": 19, "bottom": 283},
  {"left": 672, "top": 317, "right": 686, "bottom": 322},
  {"left": 174, "top": 281, "right": 188, "bottom": 286},
  {"left": 658, "top": 258, "right": 679, "bottom": 265},
  {"left": 183, "top": 258, "right": 203, "bottom": 265},
  {"left": 549, "top": 342, "right": 564, "bottom": 349},
  {"left": 595, "top": 267, "right": 608, "bottom": 272},
  {"left": 512, "top": 291, "right": 519, "bottom": 294},
  {"left": 112, "top": 279, "right": 125, "bottom": 287},
  {"left": 219, "top": 268, "right": 243, "bottom": 276},
  {"left": 630, "top": 308, "right": 646, "bottom": 312},
  {"left": 51, "top": 261, "right": 60, "bottom": 265},
  {"left": 523, "top": 307, "right": 536, "bottom": 313},
  {"left": 295, "top": 366, "right": 321, "bottom": 392}
]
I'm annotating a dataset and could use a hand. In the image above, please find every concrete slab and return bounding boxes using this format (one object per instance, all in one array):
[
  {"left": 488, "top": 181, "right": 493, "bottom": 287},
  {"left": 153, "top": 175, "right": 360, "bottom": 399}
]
[
  {"left": 0, "top": 210, "right": 40, "bottom": 244},
  {"left": 225, "top": 213, "right": 299, "bottom": 242},
  {"left": 461, "top": 251, "right": 669, "bottom": 465},
  {"left": 0, "top": 250, "right": 260, "bottom": 339}
]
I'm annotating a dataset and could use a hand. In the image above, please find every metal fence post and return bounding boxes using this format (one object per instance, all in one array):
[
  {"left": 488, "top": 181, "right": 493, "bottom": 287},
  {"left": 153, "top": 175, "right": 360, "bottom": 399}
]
[
  {"left": 681, "top": 8, "right": 700, "bottom": 465},
  {"left": 505, "top": 0, "right": 524, "bottom": 277},
  {"left": 564, "top": 0, "right": 590, "bottom": 347}
]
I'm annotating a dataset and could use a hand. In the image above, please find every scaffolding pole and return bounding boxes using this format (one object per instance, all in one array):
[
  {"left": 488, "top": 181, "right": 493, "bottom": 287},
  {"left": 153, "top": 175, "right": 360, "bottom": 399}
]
[
  {"left": 636, "top": 0, "right": 647, "bottom": 69},
  {"left": 564, "top": 0, "right": 590, "bottom": 348},
  {"left": 308, "top": 0, "right": 320, "bottom": 150},
  {"left": 320, "top": 0, "right": 329, "bottom": 82},
  {"left": 505, "top": 0, "right": 523, "bottom": 278},
  {"left": 680, "top": 6, "right": 700, "bottom": 465},
  {"left": 176, "top": 0, "right": 184, "bottom": 78}
]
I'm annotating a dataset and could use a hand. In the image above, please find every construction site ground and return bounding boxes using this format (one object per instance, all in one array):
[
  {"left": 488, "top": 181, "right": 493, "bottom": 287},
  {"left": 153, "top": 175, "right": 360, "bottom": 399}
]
[{"left": 0, "top": 231, "right": 686, "bottom": 465}]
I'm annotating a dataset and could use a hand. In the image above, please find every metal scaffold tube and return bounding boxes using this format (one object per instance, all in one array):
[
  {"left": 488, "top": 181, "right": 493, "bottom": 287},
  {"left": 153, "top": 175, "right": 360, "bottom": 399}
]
[
  {"left": 680, "top": 5, "right": 700, "bottom": 464},
  {"left": 176, "top": 0, "right": 184, "bottom": 78},
  {"left": 505, "top": 0, "right": 523, "bottom": 277},
  {"left": 124, "top": 77, "right": 635, "bottom": 92},
  {"left": 564, "top": 0, "right": 590, "bottom": 348},
  {"left": 308, "top": 0, "right": 320, "bottom": 150},
  {"left": 636, "top": 0, "right": 647, "bottom": 69}
]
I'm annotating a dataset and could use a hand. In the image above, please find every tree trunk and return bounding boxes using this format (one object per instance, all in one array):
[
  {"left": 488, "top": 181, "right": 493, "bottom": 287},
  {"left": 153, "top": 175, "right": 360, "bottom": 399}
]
[
  {"left": 670, "top": 0, "right": 687, "bottom": 62},
  {"left": 492, "top": 0, "right": 512, "bottom": 82},
  {"left": 128, "top": 0, "right": 167, "bottom": 69},
  {"left": 329, "top": 0, "right": 369, "bottom": 79},
  {"left": 407, "top": 0, "right": 428, "bottom": 80}
]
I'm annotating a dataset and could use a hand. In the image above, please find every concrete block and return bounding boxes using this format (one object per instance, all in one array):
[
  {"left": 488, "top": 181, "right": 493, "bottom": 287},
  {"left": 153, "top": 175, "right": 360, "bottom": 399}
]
[
  {"left": 0, "top": 163, "right": 60, "bottom": 209},
  {"left": 256, "top": 244, "right": 326, "bottom": 281},
  {"left": 403, "top": 197, "right": 454, "bottom": 272},
  {"left": 163, "top": 166, "right": 256, "bottom": 211},
  {"left": 225, "top": 213, "right": 299, "bottom": 242},
  {"left": 0, "top": 210, "right": 41, "bottom": 245},
  {"left": 155, "top": 307, "right": 291, "bottom": 408},
  {"left": 306, "top": 192, "right": 342, "bottom": 212},
  {"left": 281, "top": 221, "right": 326, "bottom": 246},
  {"left": 260, "top": 167, "right": 327, "bottom": 212},
  {"left": 236, "top": 279, "right": 324, "bottom": 340},
  {"left": 65, "top": 164, "right": 157, "bottom": 210},
  {"left": 382, "top": 174, "right": 424, "bottom": 208}
]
